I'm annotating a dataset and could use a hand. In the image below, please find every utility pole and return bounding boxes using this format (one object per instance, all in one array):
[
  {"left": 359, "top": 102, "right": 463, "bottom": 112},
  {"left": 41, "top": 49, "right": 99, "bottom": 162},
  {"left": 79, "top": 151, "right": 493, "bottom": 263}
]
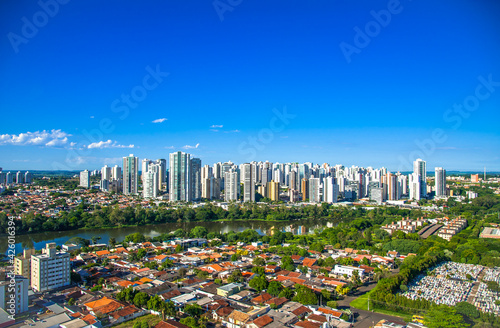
[{"left": 367, "top": 294, "right": 370, "bottom": 311}]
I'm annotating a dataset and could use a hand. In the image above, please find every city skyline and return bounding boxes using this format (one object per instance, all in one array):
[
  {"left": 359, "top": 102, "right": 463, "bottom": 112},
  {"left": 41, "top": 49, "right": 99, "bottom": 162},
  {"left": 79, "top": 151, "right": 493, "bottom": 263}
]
[{"left": 1, "top": 1, "right": 500, "bottom": 171}]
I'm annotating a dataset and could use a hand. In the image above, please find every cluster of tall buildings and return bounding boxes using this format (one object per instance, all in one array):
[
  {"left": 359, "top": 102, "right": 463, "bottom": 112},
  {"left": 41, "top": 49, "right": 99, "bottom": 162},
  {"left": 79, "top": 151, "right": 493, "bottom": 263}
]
[
  {"left": 80, "top": 155, "right": 448, "bottom": 203},
  {"left": 0, "top": 168, "right": 33, "bottom": 187}
]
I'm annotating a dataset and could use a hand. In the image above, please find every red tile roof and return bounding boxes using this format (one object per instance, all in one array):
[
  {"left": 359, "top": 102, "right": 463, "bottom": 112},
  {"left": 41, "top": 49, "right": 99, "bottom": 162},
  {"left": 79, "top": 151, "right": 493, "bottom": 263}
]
[{"left": 252, "top": 315, "right": 273, "bottom": 328}]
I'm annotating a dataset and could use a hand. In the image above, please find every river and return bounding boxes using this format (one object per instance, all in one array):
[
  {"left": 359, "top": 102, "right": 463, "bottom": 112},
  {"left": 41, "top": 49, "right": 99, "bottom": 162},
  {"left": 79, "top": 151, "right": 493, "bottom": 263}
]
[{"left": 2, "top": 219, "right": 339, "bottom": 255}]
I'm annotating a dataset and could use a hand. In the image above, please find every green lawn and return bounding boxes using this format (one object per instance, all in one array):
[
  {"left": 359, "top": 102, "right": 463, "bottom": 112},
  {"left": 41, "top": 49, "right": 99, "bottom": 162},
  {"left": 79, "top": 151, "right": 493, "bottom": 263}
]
[
  {"left": 350, "top": 292, "right": 413, "bottom": 323},
  {"left": 111, "top": 314, "right": 162, "bottom": 328}
]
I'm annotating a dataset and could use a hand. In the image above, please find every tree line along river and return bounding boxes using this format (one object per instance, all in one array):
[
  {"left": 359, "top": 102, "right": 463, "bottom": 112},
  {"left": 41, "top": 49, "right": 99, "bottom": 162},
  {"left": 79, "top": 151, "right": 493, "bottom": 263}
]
[{"left": 2, "top": 219, "right": 339, "bottom": 256}]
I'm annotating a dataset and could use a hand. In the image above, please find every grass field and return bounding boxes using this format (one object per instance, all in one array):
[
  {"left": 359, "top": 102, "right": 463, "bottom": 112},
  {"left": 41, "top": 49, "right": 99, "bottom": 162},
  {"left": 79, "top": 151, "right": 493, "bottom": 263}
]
[
  {"left": 111, "top": 314, "right": 162, "bottom": 328},
  {"left": 350, "top": 291, "right": 413, "bottom": 323}
]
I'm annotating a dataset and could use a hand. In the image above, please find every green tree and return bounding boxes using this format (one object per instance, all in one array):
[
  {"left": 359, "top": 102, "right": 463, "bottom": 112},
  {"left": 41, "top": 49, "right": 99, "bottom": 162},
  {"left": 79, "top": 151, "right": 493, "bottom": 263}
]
[
  {"left": 137, "top": 248, "right": 147, "bottom": 259},
  {"left": 249, "top": 275, "right": 268, "bottom": 292},
  {"left": 162, "top": 301, "right": 176, "bottom": 319},
  {"left": 184, "top": 303, "right": 202, "bottom": 317},
  {"left": 252, "top": 266, "right": 265, "bottom": 276},
  {"left": 228, "top": 269, "right": 244, "bottom": 283},
  {"left": 281, "top": 255, "right": 295, "bottom": 271},
  {"left": 147, "top": 295, "right": 163, "bottom": 311},
  {"left": 133, "top": 292, "right": 150, "bottom": 308},
  {"left": 70, "top": 271, "right": 82, "bottom": 283},
  {"left": 180, "top": 317, "right": 198, "bottom": 328},
  {"left": 424, "top": 305, "right": 469, "bottom": 328},
  {"left": 327, "top": 300, "right": 338, "bottom": 309},
  {"left": 190, "top": 226, "right": 208, "bottom": 239},
  {"left": 454, "top": 302, "right": 480, "bottom": 319},
  {"left": 267, "top": 281, "right": 283, "bottom": 297},
  {"left": 253, "top": 257, "right": 266, "bottom": 266},
  {"left": 279, "top": 288, "right": 295, "bottom": 299},
  {"left": 293, "top": 284, "right": 318, "bottom": 305}
]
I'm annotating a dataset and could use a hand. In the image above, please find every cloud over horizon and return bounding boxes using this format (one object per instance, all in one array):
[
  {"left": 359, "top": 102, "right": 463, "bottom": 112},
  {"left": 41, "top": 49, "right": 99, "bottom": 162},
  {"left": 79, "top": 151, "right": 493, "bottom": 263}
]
[{"left": 0, "top": 129, "right": 70, "bottom": 147}]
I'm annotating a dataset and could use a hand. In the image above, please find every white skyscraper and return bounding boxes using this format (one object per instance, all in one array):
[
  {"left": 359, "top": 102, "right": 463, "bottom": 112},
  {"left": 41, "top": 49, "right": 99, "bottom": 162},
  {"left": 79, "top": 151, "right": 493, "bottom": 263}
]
[
  {"left": 224, "top": 171, "right": 239, "bottom": 202},
  {"left": 141, "top": 159, "right": 153, "bottom": 182},
  {"left": 409, "top": 173, "right": 421, "bottom": 201},
  {"left": 435, "top": 167, "right": 446, "bottom": 197},
  {"left": 112, "top": 165, "right": 122, "bottom": 181},
  {"left": 323, "top": 177, "right": 339, "bottom": 203},
  {"left": 79, "top": 170, "right": 90, "bottom": 188},
  {"left": 101, "top": 165, "right": 112, "bottom": 191}
]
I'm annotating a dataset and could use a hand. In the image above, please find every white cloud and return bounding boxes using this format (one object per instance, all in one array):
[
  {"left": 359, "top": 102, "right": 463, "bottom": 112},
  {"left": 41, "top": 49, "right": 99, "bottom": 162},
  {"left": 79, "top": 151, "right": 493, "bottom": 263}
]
[
  {"left": 152, "top": 118, "right": 168, "bottom": 123},
  {"left": 86, "top": 140, "right": 134, "bottom": 149},
  {"left": 210, "top": 129, "right": 219, "bottom": 132},
  {"left": 0, "top": 129, "right": 71, "bottom": 147},
  {"left": 210, "top": 125, "right": 223, "bottom": 128},
  {"left": 90, "top": 116, "right": 95, "bottom": 119},
  {"left": 164, "top": 146, "right": 175, "bottom": 149},
  {"left": 224, "top": 130, "right": 240, "bottom": 133},
  {"left": 182, "top": 143, "right": 200, "bottom": 149}
]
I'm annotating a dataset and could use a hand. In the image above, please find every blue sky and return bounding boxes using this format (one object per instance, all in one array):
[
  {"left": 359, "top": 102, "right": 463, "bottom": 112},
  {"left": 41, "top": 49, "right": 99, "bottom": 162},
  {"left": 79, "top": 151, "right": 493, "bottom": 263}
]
[{"left": 1, "top": 0, "right": 499, "bottom": 171}]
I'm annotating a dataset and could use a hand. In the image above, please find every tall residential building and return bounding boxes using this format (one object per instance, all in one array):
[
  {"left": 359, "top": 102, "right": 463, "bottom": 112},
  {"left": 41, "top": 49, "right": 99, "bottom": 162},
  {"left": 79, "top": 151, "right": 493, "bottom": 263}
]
[
  {"left": 242, "top": 163, "right": 255, "bottom": 202},
  {"left": 190, "top": 158, "right": 202, "bottom": 201},
  {"left": 24, "top": 171, "right": 33, "bottom": 184},
  {"left": 5, "top": 172, "right": 13, "bottom": 185},
  {"left": 123, "top": 154, "right": 139, "bottom": 195},
  {"left": 169, "top": 151, "right": 191, "bottom": 202},
  {"left": 14, "top": 249, "right": 36, "bottom": 284},
  {"left": 112, "top": 165, "right": 122, "bottom": 181},
  {"left": 16, "top": 171, "right": 24, "bottom": 184},
  {"left": 141, "top": 159, "right": 153, "bottom": 182},
  {"left": 0, "top": 273, "right": 29, "bottom": 314},
  {"left": 31, "top": 243, "right": 70, "bottom": 292},
  {"left": 301, "top": 178, "right": 309, "bottom": 201},
  {"left": 471, "top": 174, "right": 479, "bottom": 183},
  {"left": 387, "top": 173, "right": 398, "bottom": 201},
  {"left": 224, "top": 171, "right": 239, "bottom": 202},
  {"left": 435, "top": 167, "right": 447, "bottom": 197},
  {"left": 143, "top": 163, "right": 161, "bottom": 199},
  {"left": 156, "top": 159, "right": 167, "bottom": 186},
  {"left": 202, "top": 177, "right": 220, "bottom": 200},
  {"left": 79, "top": 170, "right": 90, "bottom": 188},
  {"left": 309, "top": 178, "right": 321, "bottom": 203},
  {"left": 409, "top": 173, "right": 421, "bottom": 201},
  {"left": 101, "top": 165, "right": 112, "bottom": 191},
  {"left": 267, "top": 180, "right": 280, "bottom": 201},
  {"left": 413, "top": 158, "right": 427, "bottom": 198},
  {"left": 323, "top": 177, "right": 339, "bottom": 203}
]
